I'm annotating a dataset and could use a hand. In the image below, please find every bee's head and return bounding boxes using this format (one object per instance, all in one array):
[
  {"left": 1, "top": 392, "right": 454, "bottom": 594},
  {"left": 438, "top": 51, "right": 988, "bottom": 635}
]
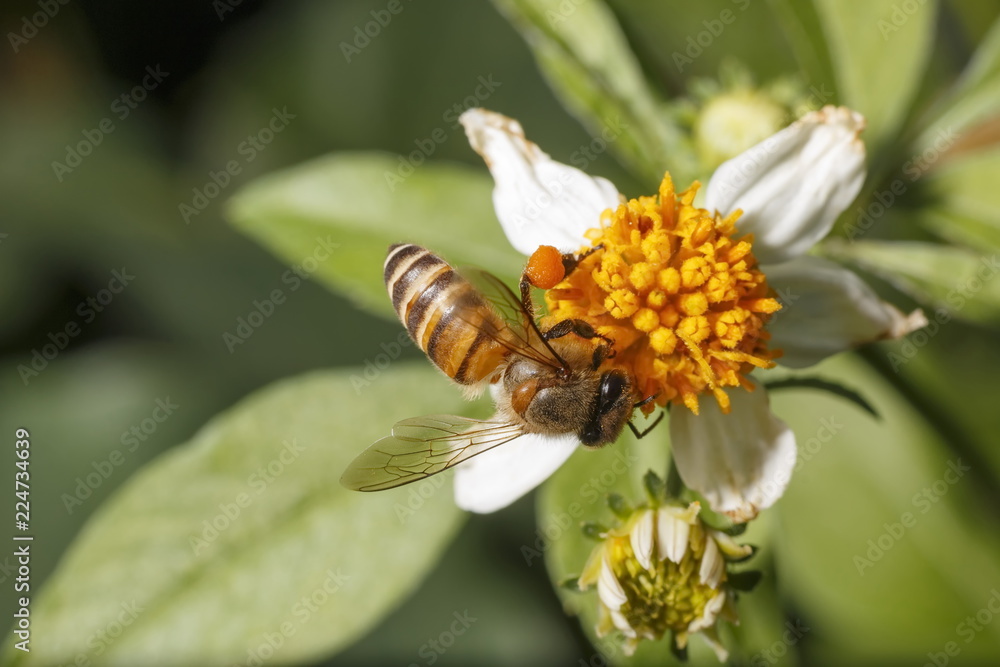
[{"left": 579, "top": 369, "right": 633, "bottom": 447}]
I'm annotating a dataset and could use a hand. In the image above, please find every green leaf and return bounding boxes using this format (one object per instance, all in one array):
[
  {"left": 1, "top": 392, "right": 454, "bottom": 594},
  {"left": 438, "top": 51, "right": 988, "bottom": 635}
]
[
  {"left": 5, "top": 365, "right": 468, "bottom": 667},
  {"left": 767, "top": 0, "right": 837, "bottom": 93},
  {"left": 490, "top": 0, "right": 695, "bottom": 186},
  {"left": 764, "top": 376, "right": 880, "bottom": 419},
  {"left": 812, "top": 0, "right": 936, "bottom": 159},
  {"left": 825, "top": 239, "right": 1000, "bottom": 325},
  {"left": 226, "top": 153, "right": 524, "bottom": 317},
  {"left": 922, "top": 147, "right": 1000, "bottom": 253},
  {"left": 917, "top": 15, "right": 1000, "bottom": 152},
  {"left": 772, "top": 354, "right": 1000, "bottom": 662}
]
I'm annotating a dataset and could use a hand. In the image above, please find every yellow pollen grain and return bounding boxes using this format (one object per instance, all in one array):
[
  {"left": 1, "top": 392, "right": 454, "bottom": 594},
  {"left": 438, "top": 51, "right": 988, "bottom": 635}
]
[
  {"left": 647, "top": 289, "right": 667, "bottom": 309},
  {"left": 629, "top": 262, "right": 656, "bottom": 292},
  {"left": 680, "top": 257, "right": 710, "bottom": 288},
  {"left": 658, "top": 268, "right": 681, "bottom": 294},
  {"left": 605, "top": 289, "right": 640, "bottom": 319},
  {"left": 632, "top": 308, "right": 659, "bottom": 333},
  {"left": 678, "top": 316, "right": 710, "bottom": 343},
  {"left": 678, "top": 292, "right": 708, "bottom": 316},
  {"left": 649, "top": 327, "right": 677, "bottom": 354}
]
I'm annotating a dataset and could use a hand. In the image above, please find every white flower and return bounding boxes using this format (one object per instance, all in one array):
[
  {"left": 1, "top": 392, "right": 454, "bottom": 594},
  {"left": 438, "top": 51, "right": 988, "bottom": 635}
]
[
  {"left": 577, "top": 501, "right": 751, "bottom": 659},
  {"left": 454, "top": 107, "right": 926, "bottom": 519}
]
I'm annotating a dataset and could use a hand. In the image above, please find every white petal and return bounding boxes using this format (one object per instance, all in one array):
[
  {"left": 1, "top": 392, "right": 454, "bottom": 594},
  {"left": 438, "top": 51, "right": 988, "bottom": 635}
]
[
  {"left": 695, "top": 623, "right": 730, "bottom": 662},
  {"left": 655, "top": 507, "right": 691, "bottom": 564},
  {"left": 766, "top": 256, "right": 928, "bottom": 368},
  {"left": 460, "top": 108, "right": 621, "bottom": 255},
  {"left": 688, "top": 592, "right": 726, "bottom": 634},
  {"left": 453, "top": 432, "right": 578, "bottom": 513},
  {"left": 670, "top": 388, "right": 797, "bottom": 522},
  {"left": 630, "top": 510, "right": 655, "bottom": 571},
  {"left": 598, "top": 555, "right": 629, "bottom": 611},
  {"left": 706, "top": 106, "right": 866, "bottom": 265},
  {"left": 699, "top": 536, "right": 725, "bottom": 589}
]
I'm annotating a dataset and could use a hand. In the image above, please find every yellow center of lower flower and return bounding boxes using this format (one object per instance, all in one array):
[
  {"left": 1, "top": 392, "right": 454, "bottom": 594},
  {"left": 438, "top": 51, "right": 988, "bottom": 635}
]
[
  {"left": 544, "top": 173, "right": 781, "bottom": 414},
  {"left": 606, "top": 523, "right": 722, "bottom": 638}
]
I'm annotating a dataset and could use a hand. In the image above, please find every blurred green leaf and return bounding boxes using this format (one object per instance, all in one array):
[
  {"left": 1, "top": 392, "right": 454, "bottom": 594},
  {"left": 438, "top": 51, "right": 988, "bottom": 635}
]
[
  {"left": 226, "top": 153, "right": 523, "bottom": 317},
  {"left": 813, "top": 0, "right": 936, "bottom": 160},
  {"left": 490, "top": 0, "right": 695, "bottom": 186},
  {"left": 767, "top": 0, "right": 837, "bottom": 92},
  {"left": 922, "top": 147, "right": 1000, "bottom": 253},
  {"left": 772, "top": 354, "right": 1000, "bottom": 663},
  {"left": 918, "top": 15, "right": 1000, "bottom": 151},
  {"left": 825, "top": 239, "right": 1000, "bottom": 325},
  {"left": 5, "top": 365, "right": 467, "bottom": 667}
]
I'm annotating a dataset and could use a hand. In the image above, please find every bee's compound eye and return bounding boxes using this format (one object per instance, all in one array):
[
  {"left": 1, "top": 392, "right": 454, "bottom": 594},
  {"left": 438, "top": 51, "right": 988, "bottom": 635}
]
[{"left": 598, "top": 371, "right": 627, "bottom": 409}]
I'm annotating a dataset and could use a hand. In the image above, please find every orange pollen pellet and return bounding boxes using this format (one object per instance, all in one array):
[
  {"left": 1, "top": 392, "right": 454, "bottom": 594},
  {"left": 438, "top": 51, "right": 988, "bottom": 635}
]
[{"left": 525, "top": 245, "right": 566, "bottom": 289}]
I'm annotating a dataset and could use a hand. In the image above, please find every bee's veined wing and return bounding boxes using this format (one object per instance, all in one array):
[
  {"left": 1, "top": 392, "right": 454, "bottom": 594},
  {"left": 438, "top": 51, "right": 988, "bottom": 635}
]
[
  {"left": 458, "top": 267, "right": 569, "bottom": 373},
  {"left": 340, "top": 415, "right": 524, "bottom": 492}
]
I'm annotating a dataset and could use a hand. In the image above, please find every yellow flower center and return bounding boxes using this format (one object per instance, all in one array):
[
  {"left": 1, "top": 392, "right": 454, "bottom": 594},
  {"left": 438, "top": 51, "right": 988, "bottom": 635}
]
[
  {"left": 606, "top": 523, "right": 722, "bottom": 638},
  {"left": 544, "top": 173, "right": 781, "bottom": 414}
]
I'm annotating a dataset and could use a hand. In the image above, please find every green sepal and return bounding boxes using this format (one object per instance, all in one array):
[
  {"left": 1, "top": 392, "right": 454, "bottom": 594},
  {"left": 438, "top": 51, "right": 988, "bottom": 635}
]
[
  {"left": 581, "top": 521, "right": 608, "bottom": 541},
  {"left": 728, "top": 570, "right": 764, "bottom": 592},
  {"left": 642, "top": 469, "right": 666, "bottom": 505},
  {"left": 606, "top": 492, "right": 632, "bottom": 519},
  {"left": 560, "top": 576, "right": 585, "bottom": 593},
  {"left": 670, "top": 635, "right": 689, "bottom": 662}
]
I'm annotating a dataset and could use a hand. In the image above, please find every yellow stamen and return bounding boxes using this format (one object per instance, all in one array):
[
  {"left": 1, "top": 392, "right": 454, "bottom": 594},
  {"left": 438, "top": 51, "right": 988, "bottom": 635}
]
[{"left": 543, "top": 172, "right": 781, "bottom": 414}]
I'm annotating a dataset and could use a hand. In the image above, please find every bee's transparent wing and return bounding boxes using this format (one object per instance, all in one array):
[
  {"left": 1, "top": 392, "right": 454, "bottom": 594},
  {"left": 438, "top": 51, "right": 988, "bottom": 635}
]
[
  {"left": 458, "top": 267, "right": 569, "bottom": 372},
  {"left": 340, "top": 415, "right": 524, "bottom": 492}
]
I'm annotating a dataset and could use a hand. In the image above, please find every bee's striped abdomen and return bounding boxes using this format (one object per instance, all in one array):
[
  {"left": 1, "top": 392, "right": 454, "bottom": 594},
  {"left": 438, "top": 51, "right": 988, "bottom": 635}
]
[{"left": 384, "top": 244, "right": 506, "bottom": 385}]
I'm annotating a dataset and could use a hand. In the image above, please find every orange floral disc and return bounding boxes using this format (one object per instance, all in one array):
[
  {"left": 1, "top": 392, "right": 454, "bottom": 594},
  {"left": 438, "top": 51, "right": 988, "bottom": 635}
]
[{"left": 543, "top": 173, "right": 782, "bottom": 415}]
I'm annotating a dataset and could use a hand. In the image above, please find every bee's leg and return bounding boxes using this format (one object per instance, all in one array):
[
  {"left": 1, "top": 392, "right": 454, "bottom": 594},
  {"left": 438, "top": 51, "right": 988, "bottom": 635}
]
[
  {"left": 628, "top": 411, "right": 665, "bottom": 439},
  {"left": 544, "top": 318, "right": 617, "bottom": 368},
  {"left": 518, "top": 273, "right": 538, "bottom": 316},
  {"left": 559, "top": 244, "right": 603, "bottom": 278},
  {"left": 543, "top": 318, "right": 614, "bottom": 347}
]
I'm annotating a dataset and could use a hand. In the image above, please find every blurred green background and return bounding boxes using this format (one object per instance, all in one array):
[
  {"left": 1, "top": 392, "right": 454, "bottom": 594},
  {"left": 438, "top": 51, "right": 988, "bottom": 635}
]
[{"left": 2, "top": 0, "right": 1000, "bottom": 665}]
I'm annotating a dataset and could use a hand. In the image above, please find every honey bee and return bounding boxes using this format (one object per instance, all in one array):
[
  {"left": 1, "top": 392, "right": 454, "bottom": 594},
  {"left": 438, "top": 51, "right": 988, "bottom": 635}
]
[{"left": 340, "top": 243, "right": 655, "bottom": 493}]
